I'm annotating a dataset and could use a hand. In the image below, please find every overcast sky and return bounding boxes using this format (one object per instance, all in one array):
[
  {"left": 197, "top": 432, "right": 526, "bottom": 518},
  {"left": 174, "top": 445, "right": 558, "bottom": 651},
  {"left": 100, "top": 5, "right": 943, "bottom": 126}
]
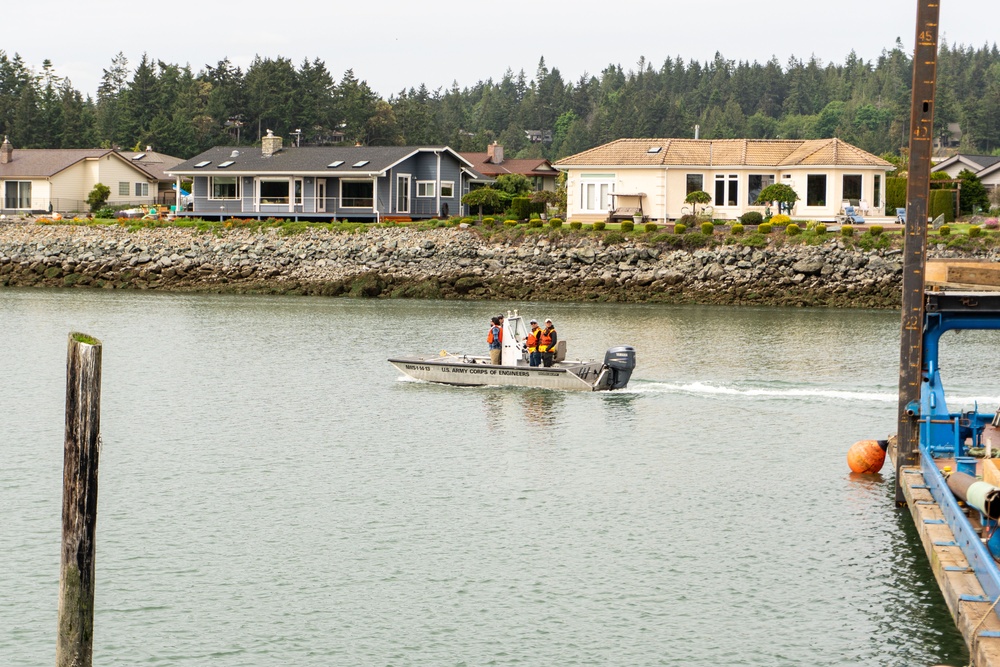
[{"left": 7, "top": 0, "right": 998, "bottom": 99}]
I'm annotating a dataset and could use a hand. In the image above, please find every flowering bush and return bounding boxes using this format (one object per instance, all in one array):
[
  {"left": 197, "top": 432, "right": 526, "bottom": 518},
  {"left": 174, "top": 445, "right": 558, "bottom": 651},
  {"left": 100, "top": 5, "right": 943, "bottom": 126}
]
[
  {"left": 769, "top": 214, "right": 792, "bottom": 227},
  {"left": 984, "top": 218, "right": 999, "bottom": 230}
]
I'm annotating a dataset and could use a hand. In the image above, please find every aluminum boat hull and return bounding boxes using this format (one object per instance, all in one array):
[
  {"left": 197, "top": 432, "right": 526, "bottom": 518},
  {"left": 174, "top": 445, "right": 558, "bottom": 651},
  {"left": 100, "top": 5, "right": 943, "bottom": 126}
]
[{"left": 388, "top": 355, "right": 618, "bottom": 391}]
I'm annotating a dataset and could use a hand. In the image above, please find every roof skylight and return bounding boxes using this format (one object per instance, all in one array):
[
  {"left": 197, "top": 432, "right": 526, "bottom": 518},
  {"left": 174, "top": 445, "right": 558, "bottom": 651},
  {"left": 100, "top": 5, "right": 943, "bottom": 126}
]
[
  {"left": 131, "top": 153, "right": 146, "bottom": 160},
  {"left": 218, "top": 160, "right": 235, "bottom": 168},
  {"left": 194, "top": 160, "right": 211, "bottom": 168},
  {"left": 352, "top": 160, "right": 370, "bottom": 168},
  {"left": 327, "top": 160, "right": 345, "bottom": 168},
  {"left": 647, "top": 147, "right": 662, "bottom": 154}
]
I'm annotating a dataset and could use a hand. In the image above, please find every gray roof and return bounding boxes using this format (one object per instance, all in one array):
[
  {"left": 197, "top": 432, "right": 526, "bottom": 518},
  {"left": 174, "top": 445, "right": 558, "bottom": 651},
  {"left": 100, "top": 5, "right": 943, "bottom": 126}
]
[
  {"left": 169, "top": 145, "right": 473, "bottom": 176},
  {"left": 118, "top": 150, "right": 186, "bottom": 182},
  {"left": 935, "top": 153, "right": 1000, "bottom": 172},
  {"left": 0, "top": 148, "right": 159, "bottom": 179}
]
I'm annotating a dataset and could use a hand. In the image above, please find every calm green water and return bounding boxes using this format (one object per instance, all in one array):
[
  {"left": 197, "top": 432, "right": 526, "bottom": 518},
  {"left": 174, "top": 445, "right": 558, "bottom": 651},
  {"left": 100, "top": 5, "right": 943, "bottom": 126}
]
[{"left": 2, "top": 289, "right": 989, "bottom": 666}]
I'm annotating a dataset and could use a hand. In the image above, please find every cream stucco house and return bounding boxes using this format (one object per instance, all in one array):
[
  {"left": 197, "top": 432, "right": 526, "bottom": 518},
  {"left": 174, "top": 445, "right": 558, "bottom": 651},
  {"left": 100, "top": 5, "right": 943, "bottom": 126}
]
[
  {"left": 0, "top": 136, "right": 159, "bottom": 215},
  {"left": 555, "top": 138, "right": 894, "bottom": 223}
]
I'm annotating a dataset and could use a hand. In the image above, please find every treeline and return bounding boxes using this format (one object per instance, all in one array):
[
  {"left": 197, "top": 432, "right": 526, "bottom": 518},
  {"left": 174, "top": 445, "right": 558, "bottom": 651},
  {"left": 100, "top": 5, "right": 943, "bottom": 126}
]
[{"left": 0, "top": 41, "right": 998, "bottom": 160}]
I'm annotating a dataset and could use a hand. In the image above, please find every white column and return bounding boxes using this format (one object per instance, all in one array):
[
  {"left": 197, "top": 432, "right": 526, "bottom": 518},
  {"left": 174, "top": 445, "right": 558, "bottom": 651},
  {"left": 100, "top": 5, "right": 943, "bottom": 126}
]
[{"left": 435, "top": 151, "right": 442, "bottom": 217}]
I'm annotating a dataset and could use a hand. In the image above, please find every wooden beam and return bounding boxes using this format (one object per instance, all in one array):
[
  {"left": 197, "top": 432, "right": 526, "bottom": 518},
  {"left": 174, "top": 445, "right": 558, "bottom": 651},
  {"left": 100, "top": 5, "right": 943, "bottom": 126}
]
[
  {"left": 897, "top": 0, "right": 942, "bottom": 503},
  {"left": 56, "top": 333, "right": 103, "bottom": 667}
]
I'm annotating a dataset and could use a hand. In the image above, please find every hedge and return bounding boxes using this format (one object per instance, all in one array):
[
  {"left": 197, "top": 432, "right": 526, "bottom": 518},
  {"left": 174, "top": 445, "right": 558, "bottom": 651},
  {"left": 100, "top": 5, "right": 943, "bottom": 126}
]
[
  {"left": 930, "top": 189, "right": 955, "bottom": 222},
  {"left": 886, "top": 177, "right": 907, "bottom": 212}
]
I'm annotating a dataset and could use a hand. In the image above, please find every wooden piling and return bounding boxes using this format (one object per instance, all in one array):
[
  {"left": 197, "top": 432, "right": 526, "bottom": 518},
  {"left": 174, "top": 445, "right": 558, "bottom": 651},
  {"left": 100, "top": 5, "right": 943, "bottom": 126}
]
[
  {"left": 56, "top": 333, "right": 102, "bottom": 667},
  {"left": 896, "top": 0, "right": 941, "bottom": 503}
]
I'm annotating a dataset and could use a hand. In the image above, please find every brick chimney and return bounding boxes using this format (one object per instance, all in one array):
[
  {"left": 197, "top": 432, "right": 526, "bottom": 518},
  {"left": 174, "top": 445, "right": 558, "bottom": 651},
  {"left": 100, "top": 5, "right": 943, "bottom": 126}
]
[
  {"left": 0, "top": 136, "right": 12, "bottom": 164},
  {"left": 487, "top": 142, "right": 504, "bottom": 164},
  {"left": 261, "top": 129, "right": 282, "bottom": 157}
]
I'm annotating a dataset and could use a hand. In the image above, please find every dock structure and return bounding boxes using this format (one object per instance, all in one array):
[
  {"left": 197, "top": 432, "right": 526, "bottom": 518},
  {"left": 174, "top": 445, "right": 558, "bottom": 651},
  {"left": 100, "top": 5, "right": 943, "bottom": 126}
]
[{"left": 898, "top": 458, "right": 1000, "bottom": 665}]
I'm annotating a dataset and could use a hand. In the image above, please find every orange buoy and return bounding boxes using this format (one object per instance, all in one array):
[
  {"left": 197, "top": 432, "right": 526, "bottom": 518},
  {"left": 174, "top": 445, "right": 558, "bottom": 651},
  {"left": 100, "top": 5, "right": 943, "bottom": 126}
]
[{"left": 847, "top": 439, "right": 887, "bottom": 473}]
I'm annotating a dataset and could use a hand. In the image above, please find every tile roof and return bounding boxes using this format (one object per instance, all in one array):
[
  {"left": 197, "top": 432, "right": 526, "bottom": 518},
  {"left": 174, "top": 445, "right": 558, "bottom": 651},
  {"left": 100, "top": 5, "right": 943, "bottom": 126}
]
[
  {"left": 460, "top": 152, "right": 557, "bottom": 177},
  {"left": 555, "top": 138, "right": 893, "bottom": 168},
  {"left": 0, "top": 149, "right": 120, "bottom": 178},
  {"left": 170, "top": 146, "right": 470, "bottom": 175}
]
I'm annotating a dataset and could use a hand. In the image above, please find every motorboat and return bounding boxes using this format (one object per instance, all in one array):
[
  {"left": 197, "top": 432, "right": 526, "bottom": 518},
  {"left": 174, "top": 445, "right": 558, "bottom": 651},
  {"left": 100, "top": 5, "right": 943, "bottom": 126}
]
[{"left": 388, "top": 311, "right": 636, "bottom": 391}]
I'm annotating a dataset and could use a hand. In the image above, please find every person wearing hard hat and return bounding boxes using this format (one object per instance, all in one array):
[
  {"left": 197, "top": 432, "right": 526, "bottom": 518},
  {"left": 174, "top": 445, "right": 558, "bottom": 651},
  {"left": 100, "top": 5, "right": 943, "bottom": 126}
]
[
  {"left": 526, "top": 319, "right": 542, "bottom": 367},
  {"left": 539, "top": 318, "right": 557, "bottom": 367}
]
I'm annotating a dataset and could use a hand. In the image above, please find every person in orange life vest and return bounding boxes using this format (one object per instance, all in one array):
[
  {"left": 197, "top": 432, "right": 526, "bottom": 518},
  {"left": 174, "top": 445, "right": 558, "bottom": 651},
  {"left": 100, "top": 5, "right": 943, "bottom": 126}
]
[
  {"left": 539, "top": 318, "right": 557, "bottom": 367},
  {"left": 487, "top": 316, "right": 503, "bottom": 365},
  {"left": 526, "top": 319, "right": 542, "bottom": 367}
]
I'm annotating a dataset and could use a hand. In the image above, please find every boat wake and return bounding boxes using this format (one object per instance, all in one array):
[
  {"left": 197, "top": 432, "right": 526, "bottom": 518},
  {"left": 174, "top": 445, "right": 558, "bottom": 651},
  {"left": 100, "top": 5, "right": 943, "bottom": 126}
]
[{"left": 627, "top": 380, "right": 1000, "bottom": 407}]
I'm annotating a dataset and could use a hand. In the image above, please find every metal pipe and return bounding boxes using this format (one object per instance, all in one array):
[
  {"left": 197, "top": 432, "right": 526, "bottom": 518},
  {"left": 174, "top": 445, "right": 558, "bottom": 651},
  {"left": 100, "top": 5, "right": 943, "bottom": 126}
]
[{"left": 947, "top": 471, "right": 1000, "bottom": 520}]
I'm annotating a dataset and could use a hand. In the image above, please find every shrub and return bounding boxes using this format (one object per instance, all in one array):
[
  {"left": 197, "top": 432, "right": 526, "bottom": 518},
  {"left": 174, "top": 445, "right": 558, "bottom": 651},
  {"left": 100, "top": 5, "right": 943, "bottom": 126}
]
[
  {"left": 511, "top": 197, "right": 532, "bottom": 220},
  {"left": 701, "top": 221, "right": 715, "bottom": 235},
  {"left": 592, "top": 221, "right": 606, "bottom": 231},
  {"left": 549, "top": 217, "right": 563, "bottom": 228},
  {"left": 678, "top": 214, "right": 698, "bottom": 227},
  {"left": 570, "top": 221, "right": 582, "bottom": 230},
  {"left": 758, "top": 223, "right": 772, "bottom": 234},
  {"left": 841, "top": 224, "right": 854, "bottom": 237},
  {"left": 786, "top": 223, "right": 801, "bottom": 236},
  {"left": 644, "top": 222, "right": 658, "bottom": 233},
  {"left": 504, "top": 219, "right": 518, "bottom": 227},
  {"left": 930, "top": 189, "right": 955, "bottom": 222},
  {"left": 95, "top": 206, "right": 116, "bottom": 219},
  {"left": 739, "top": 211, "right": 763, "bottom": 226},
  {"left": 621, "top": 220, "right": 634, "bottom": 232},
  {"left": 482, "top": 217, "right": 495, "bottom": 227},
  {"left": 969, "top": 225, "right": 983, "bottom": 238},
  {"left": 529, "top": 212, "right": 541, "bottom": 220},
  {"left": 869, "top": 225, "right": 884, "bottom": 237},
  {"left": 529, "top": 218, "right": 544, "bottom": 228},
  {"left": 604, "top": 231, "right": 625, "bottom": 245},
  {"left": 769, "top": 214, "right": 791, "bottom": 227},
  {"left": 460, "top": 217, "right": 474, "bottom": 226},
  {"left": 730, "top": 223, "right": 744, "bottom": 236},
  {"left": 938, "top": 224, "right": 951, "bottom": 236},
  {"left": 985, "top": 218, "right": 1000, "bottom": 230},
  {"left": 815, "top": 223, "right": 827, "bottom": 235},
  {"left": 682, "top": 232, "right": 711, "bottom": 248},
  {"left": 674, "top": 223, "right": 687, "bottom": 234}
]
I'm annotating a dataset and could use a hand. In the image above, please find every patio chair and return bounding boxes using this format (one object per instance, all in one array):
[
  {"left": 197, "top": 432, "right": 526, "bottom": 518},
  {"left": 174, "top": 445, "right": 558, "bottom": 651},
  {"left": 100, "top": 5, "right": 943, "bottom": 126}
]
[
  {"left": 841, "top": 200, "right": 851, "bottom": 214},
  {"left": 896, "top": 207, "right": 906, "bottom": 223},
  {"left": 858, "top": 200, "right": 869, "bottom": 215},
  {"left": 843, "top": 205, "right": 865, "bottom": 225}
]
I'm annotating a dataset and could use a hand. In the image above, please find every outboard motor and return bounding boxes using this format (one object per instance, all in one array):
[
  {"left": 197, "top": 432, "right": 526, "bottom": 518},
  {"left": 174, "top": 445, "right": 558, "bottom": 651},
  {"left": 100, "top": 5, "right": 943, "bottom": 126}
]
[{"left": 603, "top": 346, "right": 636, "bottom": 389}]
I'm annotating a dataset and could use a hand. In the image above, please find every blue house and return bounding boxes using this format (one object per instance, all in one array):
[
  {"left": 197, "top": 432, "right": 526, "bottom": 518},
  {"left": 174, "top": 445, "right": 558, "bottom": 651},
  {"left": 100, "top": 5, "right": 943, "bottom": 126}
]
[{"left": 167, "top": 131, "right": 484, "bottom": 220}]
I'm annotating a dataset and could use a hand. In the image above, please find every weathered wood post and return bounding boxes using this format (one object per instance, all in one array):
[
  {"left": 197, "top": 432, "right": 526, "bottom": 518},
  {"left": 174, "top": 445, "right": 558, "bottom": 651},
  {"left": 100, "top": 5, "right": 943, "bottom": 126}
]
[
  {"left": 56, "top": 333, "right": 102, "bottom": 667},
  {"left": 896, "top": 0, "right": 941, "bottom": 503}
]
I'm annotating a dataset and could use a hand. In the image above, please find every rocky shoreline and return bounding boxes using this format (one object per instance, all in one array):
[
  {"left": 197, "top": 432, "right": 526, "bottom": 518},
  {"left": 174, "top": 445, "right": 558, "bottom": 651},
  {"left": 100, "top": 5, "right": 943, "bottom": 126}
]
[{"left": 0, "top": 224, "right": 993, "bottom": 307}]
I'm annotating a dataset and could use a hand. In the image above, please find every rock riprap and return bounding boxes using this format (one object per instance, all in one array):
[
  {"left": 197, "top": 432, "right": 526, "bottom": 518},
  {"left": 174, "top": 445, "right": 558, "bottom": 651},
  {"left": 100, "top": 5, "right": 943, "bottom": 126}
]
[{"left": 0, "top": 224, "right": 982, "bottom": 307}]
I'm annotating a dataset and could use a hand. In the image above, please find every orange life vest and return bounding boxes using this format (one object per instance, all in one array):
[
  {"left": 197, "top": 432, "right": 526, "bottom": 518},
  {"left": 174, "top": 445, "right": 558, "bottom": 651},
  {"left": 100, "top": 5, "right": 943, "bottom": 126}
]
[
  {"left": 539, "top": 327, "right": 555, "bottom": 352},
  {"left": 487, "top": 325, "right": 503, "bottom": 345},
  {"left": 527, "top": 329, "right": 539, "bottom": 351}
]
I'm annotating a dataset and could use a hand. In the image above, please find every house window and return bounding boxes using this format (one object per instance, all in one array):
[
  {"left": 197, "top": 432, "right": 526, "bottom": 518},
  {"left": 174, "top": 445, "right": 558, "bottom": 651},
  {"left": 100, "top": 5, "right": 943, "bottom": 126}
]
[
  {"left": 532, "top": 176, "right": 544, "bottom": 191},
  {"left": 441, "top": 181, "right": 454, "bottom": 198},
  {"left": 259, "top": 179, "right": 289, "bottom": 205},
  {"left": 4, "top": 181, "right": 31, "bottom": 209},
  {"left": 842, "top": 174, "right": 862, "bottom": 202},
  {"left": 210, "top": 176, "right": 240, "bottom": 200},
  {"left": 874, "top": 174, "right": 882, "bottom": 208},
  {"left": 118, "top": 182, "right": 129, "bottom": 196},
  {"left": 579, "top": 174, "right": 615, "bottom": 212},
  {"left": 686, "top": 174, "right": 704, "bottom": 195},
  {"left": 714, "top": 174, "right": 739, "bottom": 207},
  {"left": 134, "top": 182, "right": 149, "bottom": 197},
  {"left": 341, "top": 180, "right": 374, "bottom": 208},
  {"left": 416, "top": 181, "right": 436, "bottom": 198},
  {"left": 748, "top": 174, "right": 775, "bottom": 205},
  {"left": 807, "top": 175, "right": 827, "bottom": 206}
]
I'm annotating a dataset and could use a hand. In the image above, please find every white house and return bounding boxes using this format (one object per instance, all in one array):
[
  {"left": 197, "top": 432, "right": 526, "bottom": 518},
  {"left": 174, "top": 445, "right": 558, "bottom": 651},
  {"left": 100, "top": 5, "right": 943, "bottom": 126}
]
[{"left": 555, "top": 138, "right": 894, "bottom": 223}]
